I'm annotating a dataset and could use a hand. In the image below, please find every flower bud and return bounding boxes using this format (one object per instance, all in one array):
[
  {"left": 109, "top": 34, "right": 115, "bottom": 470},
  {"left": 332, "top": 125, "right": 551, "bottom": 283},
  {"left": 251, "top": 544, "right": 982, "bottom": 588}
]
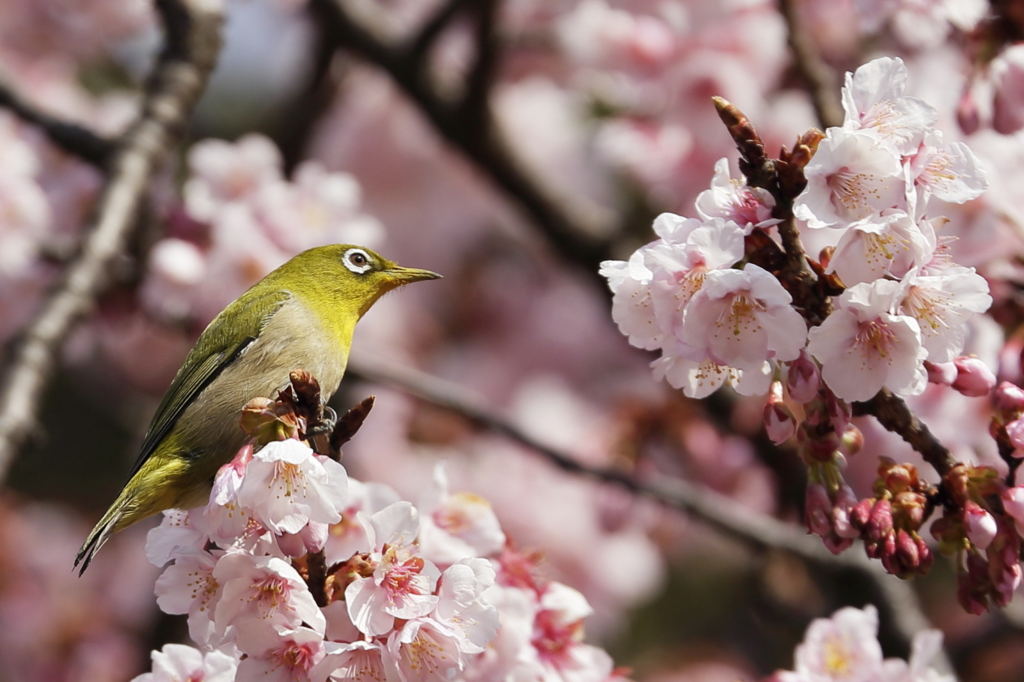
[
  {"left": 964, "top": 502, "right": 998, "bottom": 550},
  {"left": 995, "top": 381, "right": 1024, "bottom": 414},
  {"left": 804, "top": 482, "right": 833, "bottom": 538},
  {"left": 930, "top": 511, "right": 967, "bottom": 556},
  {"left": 832, "top": 485, "right": 860, "bottom": 539},
  {"left": 786, "top": 352, "right": 820, "bottom": 403},
  {"left": 958, "top": 552, "right": 990, "bottom": 615},
  {"left": 840, "top": 425, "right": 863, "bottom": 457},
  {"left": 924, "top": 360, "right": 957, "bottom": 385},
  {"left": 1003, "top": 486, "right": 1024, "bottom": 535},
  {"left": 1005, "top": 418, "right": 1024, "bottom": 454},
  {"left": 952, "top": 356, "right": 997, "bottom": 398},
  {"left": 957, "top": 85, "right": 981, "bottom": 135},
  {"left": 764, "top": 382, "right": 796, "bottom": 444}
]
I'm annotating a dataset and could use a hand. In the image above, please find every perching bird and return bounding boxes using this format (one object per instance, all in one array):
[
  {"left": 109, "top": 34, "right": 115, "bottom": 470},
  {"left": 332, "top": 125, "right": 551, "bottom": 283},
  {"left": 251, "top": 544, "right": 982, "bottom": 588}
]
[{"left": 75, "top": 244, "right": 440, "bottom": 573}]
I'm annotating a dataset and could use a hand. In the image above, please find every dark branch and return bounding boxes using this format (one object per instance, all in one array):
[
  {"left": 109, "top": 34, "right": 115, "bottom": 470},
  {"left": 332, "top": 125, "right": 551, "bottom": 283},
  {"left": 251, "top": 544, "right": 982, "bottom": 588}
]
[
  {"left": 777, "top": 0, "right": 844, "bottom": 130},
  {"left": 0, "top": 0, "right": 223, "bottom": 485},
  {"left": 346, "top": 354, "right": 947, "bottom": 666},
  {"left": 853, "top": 390, "right": 958, "bottom": 476},
  {"left": 0, "top": 78, "right": 116, "bottom": 169},
  {"left": 312, "top": 0, "right": 614, "bottom": 276}
]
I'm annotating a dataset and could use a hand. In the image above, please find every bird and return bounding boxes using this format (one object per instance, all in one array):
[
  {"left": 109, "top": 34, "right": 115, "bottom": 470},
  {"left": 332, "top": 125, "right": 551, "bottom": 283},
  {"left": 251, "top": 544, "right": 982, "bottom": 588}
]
[{"left": 75, "top": 244, "right": 440, "bottom": 573}]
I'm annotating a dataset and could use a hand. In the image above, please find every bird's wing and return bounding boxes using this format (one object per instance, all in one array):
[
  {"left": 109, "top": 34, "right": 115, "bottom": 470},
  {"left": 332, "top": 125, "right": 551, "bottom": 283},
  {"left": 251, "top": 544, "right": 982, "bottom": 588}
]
[{"left": 125, "top": 289, "right": 293, "bottom": 480}]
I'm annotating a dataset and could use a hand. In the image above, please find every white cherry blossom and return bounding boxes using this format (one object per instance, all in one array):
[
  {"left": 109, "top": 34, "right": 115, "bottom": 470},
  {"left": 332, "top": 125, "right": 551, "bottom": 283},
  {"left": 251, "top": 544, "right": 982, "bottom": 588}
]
[
  {"left": 434, "top": 558, "right": 500, "bottom": 654},
  {"left": 311, "top": 640, "right": 387, "bottom": 682},
  {"left": 682, "top": 264, "right": 807, "bottom": 371},
  {"left": 794, "top": 128, "right": 906, "bottom": 229},
  {"left": 384, "top": 618, "right": 466, "bottom": 682},
  {"left": 235, "top": 626, "right": 326, "bottom": 682},
  {"left": 418, "top": 463, "right": 506, "bottom": 566},
  {"left": 131, "top": 643, "right": 238, "bottom": 682},
  {"left": 841, "top": 56, "right": 938, "bottom": 154},
  {"left": 906, "top": 129, "right": 989, "bottom": 207},
  {"left": 154, "top": 547, "right": 223, "bottom": 647},
  {"left": 897, "top": 266, "right": 992, "bottom": 363},
  {"left": 236, "top": 438, "right": 348, "bottom": 535},
  {"left": 807, "top": 280, "right": 927, "bottom": 402},
  {"left": 826, "top": 209, "right": 934, "bottom": 286},
  {"left": 652, "top": 347, "right": 773, "bottom": 399}
]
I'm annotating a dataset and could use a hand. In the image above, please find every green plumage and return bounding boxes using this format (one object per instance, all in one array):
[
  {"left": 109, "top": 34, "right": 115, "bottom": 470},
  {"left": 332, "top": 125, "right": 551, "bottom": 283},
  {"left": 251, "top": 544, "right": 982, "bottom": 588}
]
[{"left": 75, "top": 244, "right": 439, "bottom": 573}]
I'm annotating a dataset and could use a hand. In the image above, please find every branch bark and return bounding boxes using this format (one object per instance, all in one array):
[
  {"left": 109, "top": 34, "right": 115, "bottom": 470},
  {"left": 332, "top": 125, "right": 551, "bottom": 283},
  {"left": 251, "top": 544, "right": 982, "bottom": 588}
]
[
  {"left": 0, "top": 0, "right": 224, "bottom": 486},
  {"left": 0, "top": 78, "right": 116, "bottom": 169},
  {"left": 345, "top": 353, "right": 947, "bottom": 667},
  {"left": 312, "top": 0, "right": 615, "bottom": 275},
  {"left": 777, "top": 0, "right": 844, "bottom": 130}
]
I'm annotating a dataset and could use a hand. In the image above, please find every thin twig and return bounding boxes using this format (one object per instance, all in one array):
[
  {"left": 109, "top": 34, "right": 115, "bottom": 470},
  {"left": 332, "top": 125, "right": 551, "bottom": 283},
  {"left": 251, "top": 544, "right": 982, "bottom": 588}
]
[
  {"left": 777, "top": 0, "right": 844, "bottom": 130},
  {"left": 0, "top": 0, "right": 223, "bottom": 486},
  {"left": 345, "top": 354, "right": 945, "bottom": 664},
  {"left": 312, "top": 0, "right": 615, "bottom": 276},
  {"left": 0, "top": 78, "right": 116, "bottom": 169}
]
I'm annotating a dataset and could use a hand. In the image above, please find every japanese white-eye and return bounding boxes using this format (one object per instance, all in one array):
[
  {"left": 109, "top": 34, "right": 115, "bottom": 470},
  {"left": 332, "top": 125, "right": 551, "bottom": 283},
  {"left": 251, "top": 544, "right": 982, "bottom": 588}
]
[{"left": 75, "top": 244, "right": 440, "bottom": 573}]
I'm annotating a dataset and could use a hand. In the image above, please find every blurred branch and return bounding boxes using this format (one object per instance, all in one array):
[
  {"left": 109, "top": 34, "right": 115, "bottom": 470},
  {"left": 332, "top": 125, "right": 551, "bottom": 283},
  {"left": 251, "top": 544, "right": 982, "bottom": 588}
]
[
  {"left": 777, "top": 0, "right": 844, "bottom": 130},
  {"left": 347, "top": 354, "right": 947, "bottom": 666},
  {"left": 0, "top": 0, "right": 223, "bottom": 486},
  {"left": 312, "top": 0, "right": 615, "bottom": 275},
  {"left": 0, "top": 78, "right": 116, "bottom": 169}
]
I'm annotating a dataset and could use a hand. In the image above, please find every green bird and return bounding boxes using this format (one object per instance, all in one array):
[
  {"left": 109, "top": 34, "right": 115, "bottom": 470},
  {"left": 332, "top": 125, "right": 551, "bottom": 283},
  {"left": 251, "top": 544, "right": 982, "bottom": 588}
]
[{"left": 75, "top": 244, "right": 440, "bottom": 573}]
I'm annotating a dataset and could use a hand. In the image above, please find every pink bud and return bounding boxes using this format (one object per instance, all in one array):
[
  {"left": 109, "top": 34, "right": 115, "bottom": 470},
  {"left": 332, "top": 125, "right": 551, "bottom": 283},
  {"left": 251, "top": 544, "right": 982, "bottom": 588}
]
[
  {"left": 958, "top": 553, "right": 991, "bottom": 614},
  {"left": 832, "top": 485, "right": 860, "bottom": 539},
  {"left": 952, "top": 356, "right": 997, "bottom": 397},
  {"left": 1005, "top": 417, "right": 1024, "bottom": 453},
  {"left": 925, "top": 360, "right": 957, "bottom": 385},
  {"left": 826, "top": 390, "right": 851, "bottom": 435},
  {"left": 957, "top": 85, "right": 982, "bottom": 135},
  {"left": 1003, "top": 487, "right": 1024, "bottom": 534},
  {"left": 786, "top": 352, "right": 820, "bottom": 403},
  {"left": 995, "top": 381, "right": 1024, "bottom": 413},
  {"left": 964, "top": 502, "right": 998, "bottom": 550},
  {"left": 840, "top": 425, "right": 863, "bottom": 457},
  {"left": 764, "top": 382, "right": 796, "bottom": 444},
  {"left": 804, "top": 482, "right": 833, "bottom": 538}
]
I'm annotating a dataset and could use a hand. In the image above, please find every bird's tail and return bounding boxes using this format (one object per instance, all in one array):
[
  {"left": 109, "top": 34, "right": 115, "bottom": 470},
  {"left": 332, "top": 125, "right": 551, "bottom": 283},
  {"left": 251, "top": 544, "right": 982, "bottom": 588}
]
[{"left": 74, "top": 504, "right": 124, "bottom": 575}]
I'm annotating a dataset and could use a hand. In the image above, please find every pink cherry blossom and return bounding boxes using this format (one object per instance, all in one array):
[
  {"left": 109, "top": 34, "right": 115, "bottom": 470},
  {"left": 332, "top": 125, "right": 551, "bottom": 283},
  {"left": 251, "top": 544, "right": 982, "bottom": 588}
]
[
  {"left": 951, "top": 356, "right": 997, "bottom": 397},
  {"left": 789, "top": 604, "right": 885, "bottom": 680},
  {"left": 1002, "top": 487, "right": 1024, "bottom": 536},
  {"left": 235, "top": 626, "right": 326, "bottom": 682},
  {"left": 418, "top": 464, "right": 505, "bottom": 567},
  {"left": 212, "top": 553, "right": 326, "bottom": 653},
  {"left": 236, "top": 439, "right": 348, "bottom": 535},
  {"left": 695, "top": 158, "right": 779, "bottom": 232},
  {"left": 131, "top": 643, "right": 237, "bottom": 682},
  {"left": 652, "top": 345, "right": 773, "bottom": 399},
  {"left": 807, "top": 280, "right": 927, "bottom": 402},
  {"left": 183, "top": 134, "right": 284, "bottom": 223},
  {"left": 682, "top": 264, "right": 807, "bottom": 371},
  {"left": 145, "top": 509, "right": 208, "bottom": 568},
  {"left": 345, "top": 502, "right": 441, "bottom": 636},
  {"left": 794, "top": 128, "right": 906, "bottom": 229},
  {"left": 324, "top": 478, "right": 401, "bottom": 566}
]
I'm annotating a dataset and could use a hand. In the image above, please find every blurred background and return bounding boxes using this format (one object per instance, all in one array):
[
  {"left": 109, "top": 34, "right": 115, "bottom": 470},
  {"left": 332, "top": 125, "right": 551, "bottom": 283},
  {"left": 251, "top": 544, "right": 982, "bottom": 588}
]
[{"left": 3, "top": 0, "right": 1024, "bottom": 680}]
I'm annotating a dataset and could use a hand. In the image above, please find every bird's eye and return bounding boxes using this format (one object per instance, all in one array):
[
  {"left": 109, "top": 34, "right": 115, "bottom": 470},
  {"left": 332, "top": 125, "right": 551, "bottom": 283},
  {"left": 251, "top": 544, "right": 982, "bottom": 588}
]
[{"left": 343, "top": 248, "right": 373, "bottom": 274}]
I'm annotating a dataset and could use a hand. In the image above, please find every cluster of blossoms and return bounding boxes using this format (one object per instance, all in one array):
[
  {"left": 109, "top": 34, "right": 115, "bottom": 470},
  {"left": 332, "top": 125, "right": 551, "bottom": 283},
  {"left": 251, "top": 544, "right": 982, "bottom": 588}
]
[
  {"left": 142, "top": 134, "right": 385, "bottom": 325},
  {"left": 134, "top": 389, "right": 617, "bottom": 682},
  {"left": 601, "top": 56, "right": 991, "bottom": 404},
  {"left": 600, "top": 56, "right": 1016, "bottom": 603},
  {"left": 766, "top": 604, "right": 951, "bottom": 682}
]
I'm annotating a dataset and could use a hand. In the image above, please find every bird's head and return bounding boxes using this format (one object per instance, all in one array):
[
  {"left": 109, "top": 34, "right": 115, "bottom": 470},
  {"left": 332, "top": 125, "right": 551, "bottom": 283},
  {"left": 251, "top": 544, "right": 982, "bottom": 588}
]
[{"left": 271, "top": 244, "right": 441, "bottom": 318}]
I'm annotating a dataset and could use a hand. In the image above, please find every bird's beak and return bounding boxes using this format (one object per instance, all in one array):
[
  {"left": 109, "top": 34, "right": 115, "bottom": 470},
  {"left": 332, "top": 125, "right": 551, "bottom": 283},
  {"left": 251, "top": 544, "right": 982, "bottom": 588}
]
[{"left": 385, "top": 266, "right": 442, "bottom": 286}]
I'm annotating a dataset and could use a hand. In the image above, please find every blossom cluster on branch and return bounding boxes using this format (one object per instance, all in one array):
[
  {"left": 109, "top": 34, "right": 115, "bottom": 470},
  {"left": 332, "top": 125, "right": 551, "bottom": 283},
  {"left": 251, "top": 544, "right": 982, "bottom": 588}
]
[
  {"left": 134, "top": 376, "right": 616, "bottom": 682},
  {"left": 598, "top": 55, "right": 1024, "bottom": 613}
]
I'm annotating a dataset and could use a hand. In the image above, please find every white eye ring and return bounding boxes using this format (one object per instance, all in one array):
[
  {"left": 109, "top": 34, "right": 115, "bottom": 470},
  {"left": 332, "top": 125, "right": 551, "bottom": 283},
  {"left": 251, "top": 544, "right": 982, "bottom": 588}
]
[{"left": 343, "top": 248, "right": 373, "bottom": 274}]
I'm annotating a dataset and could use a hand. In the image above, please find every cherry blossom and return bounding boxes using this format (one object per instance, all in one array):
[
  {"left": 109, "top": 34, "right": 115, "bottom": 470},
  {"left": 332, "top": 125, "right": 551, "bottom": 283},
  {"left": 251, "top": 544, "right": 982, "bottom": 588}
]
[
  {"left": 807, "top": 280, "right": 927, "bottom": 402},
  {"left": 384, "top": 617, "right": 466, "bottom": 682},
  {"left": 130, "top": 643, "right": 237, "bottom": 682},
  {"left": 794, "top": 128, "right": 906, "bottom": 230},
  {"left": 153, "top": 547, "right": 223, "bottom": 647},
  {"left": 236, "top": 439, "right": 348, "bottom": 535},
  {"left": 695, "top": 158, "right": 779, "bottom": 232},
  {"left": 418, "top": 464, "right": 506, "bottom": 566},
  {"left": 826, "top": 210, "right": 933, "bottom": 286},
  {"left": 841, "top": 56, "right": 937, "bottom": 155},
  {"left": 345, "top": 502, "right": 441, "bottom": 637},
  {"left": 905, "top": 130, "right": 988, "bottom": 207},
  {"left": 311, "top": 640, "right": 387, "bottom": 682},
  {"left": 682, "top": 264, "right": 807, "bottom": 371},
  {"left": 213, "top": 553, "right": 326, "bottom": 653},
  {"left": 235, "top": 625, "right": 326, "bottom": 682},
  {"left": 896, "top": 266, "right": 992, "bottom": 364},
  {"left": 433, "top": 559, "right": 500, "bottom": 654}
]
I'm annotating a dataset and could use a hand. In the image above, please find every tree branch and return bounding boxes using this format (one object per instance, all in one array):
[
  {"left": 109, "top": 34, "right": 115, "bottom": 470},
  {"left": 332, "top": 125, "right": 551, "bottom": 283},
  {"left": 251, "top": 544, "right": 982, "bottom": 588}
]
[
  {"left": 777, "top": 0, "right": 844, "bottom": 130},
  {"left": 0, "top": 78, "right": 116, "bottom": 169},
  {"left": 0, "top": 0, "right": 223, "bottom": 486},
  {"left": 311, "top": 0, "right": 615, "bottom": 276},
  {"left": 345, "top": 354, "right": 945, "bottom": 664}
]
